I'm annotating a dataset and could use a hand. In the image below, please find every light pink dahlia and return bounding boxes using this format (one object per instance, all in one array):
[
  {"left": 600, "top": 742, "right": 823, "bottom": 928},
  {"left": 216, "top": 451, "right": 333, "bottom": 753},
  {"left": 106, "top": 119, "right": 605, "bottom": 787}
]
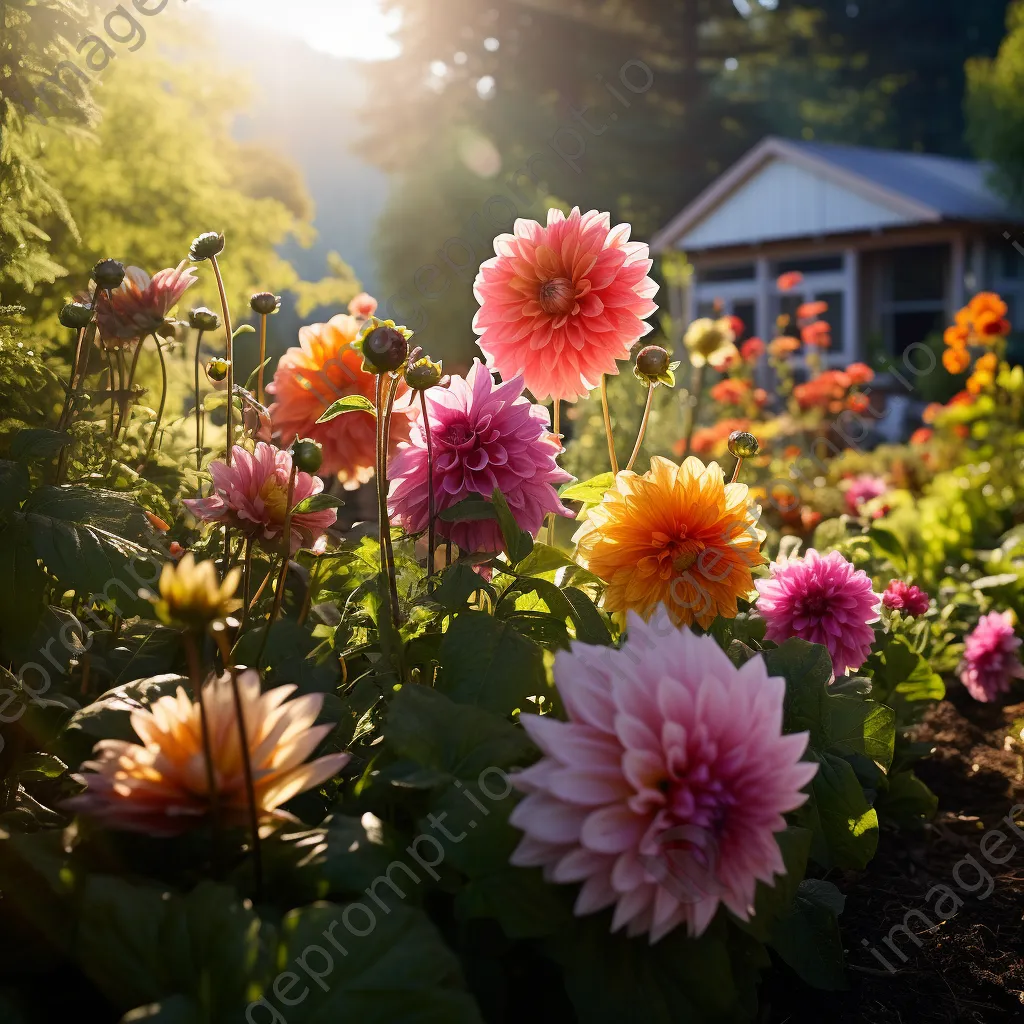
[
  {"left": 95, "top": 262, "right": 197, "bottom": 346},
  {"left": 958, "top": 611, "right": 1024, "bottom": 702},
  {"left": 509, "top": 608, "right": 817, "bottom": 942},
  {"left": 388, "top": 360, "right": 572, "bottom": 555},
  {"left": 184, "top": 442, "right": 337, "bottom": 554},
  {"left": 844, "top": 475, "right": 889, "bottom": 517},
  {"left": 754, "top": 548, "right": 880, "bottom": 674},
  {"left": 472, "top": 208, "right": 659, "bottom": 402}
]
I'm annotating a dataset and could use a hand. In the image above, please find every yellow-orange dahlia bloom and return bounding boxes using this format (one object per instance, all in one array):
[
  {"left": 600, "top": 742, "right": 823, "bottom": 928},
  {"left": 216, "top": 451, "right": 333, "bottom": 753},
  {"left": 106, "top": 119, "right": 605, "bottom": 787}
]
[
  {"left": 573, "top": 456, "right": 766, "bottom": 629},
  {"left": 65, "top": 671, "right": 349, "bottom": 836},
  {"left": 968, "top": 292, "right": 1008, "bottom": 321},
  {"left": 942, "top": 346, "right": 971, "bottom": 375},
  {"left": 267, "top": 314, "right": 411, "bottom": 488}
]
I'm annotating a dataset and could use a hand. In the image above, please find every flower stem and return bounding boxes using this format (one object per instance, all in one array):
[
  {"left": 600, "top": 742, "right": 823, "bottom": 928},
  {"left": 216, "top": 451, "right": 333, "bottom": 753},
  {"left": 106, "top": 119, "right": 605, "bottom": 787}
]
[
  {"left": 213, "top": 627, "right": 262, "bottom": 899},
  {"left": 210, "top": 255, "right": 235, "bottom": 465},
  {"left": 683, "top": 363, "right": 706, "bottom": 455},
  {"left": 600, "top": 375, "right": 619, "bottom": 475},
  {"left": 729, "top": 457, "right": 745, "bottom": 485},
  {"left": 419, "top": 388, "right": 437, "bottom": 591},
  {"left": 184, "top": 629, "right": 222, "bottom": 872},
  {"left": 257, "top": 314, "right": 268, "bottom": 405},
  {"left": 194, "top": 328, "right": 206, "bottom": 473},
  {"left": 547, "top": 399, "right": 561, "bottom": 546},
  {"left": 625, "top": 385, "right": 656, "bottom": 472},
  {"left": 257, "top": 466, "right": 297, "bottom": 668},
  {"left": 114, "top": 347, "right": 129, "bottom": 436},
  {"left": 56, "top": 319, "right": 97, "bottom": 484},
  {"left": 142, "top": 335, "right": 168, "bottom": 470},
  {"left": 240, "top": 536, "right": 254, "bottom": 631},
  {"left": 376, "top": 374, "right": 401, "bottom": 628}
]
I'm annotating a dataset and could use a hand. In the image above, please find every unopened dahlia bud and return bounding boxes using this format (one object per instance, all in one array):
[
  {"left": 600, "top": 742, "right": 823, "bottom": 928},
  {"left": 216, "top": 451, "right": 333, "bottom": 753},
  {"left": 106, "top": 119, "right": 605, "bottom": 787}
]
[
  {"left": 60, "top": 302, "right": 93, "bottom": 330},
  {"left": 727, "top": 431, "right": 760, "bottom": 459},
  {"left": 206, "top": 357, "right": 230, "bottom": 382},
  {"left": 291, "top": 438, "right": 323, "bottom": 475},
  {"left": 189, "top": 232, "right": 226, "bottom": 262},
  {"left": 404, "top": 355, "right": 444, "bottom": 391},
  {"left": 189, "top": 307, "right": 221, "bottom": 332},
  {"left": 250, "top": 292, "right": 281, "bottom": 316},
  {"left": 362, "top": 322, "right": 410, "bottom": 373},
  {"left": 92, "top": 258, "right": 126, "bottom": 291}
]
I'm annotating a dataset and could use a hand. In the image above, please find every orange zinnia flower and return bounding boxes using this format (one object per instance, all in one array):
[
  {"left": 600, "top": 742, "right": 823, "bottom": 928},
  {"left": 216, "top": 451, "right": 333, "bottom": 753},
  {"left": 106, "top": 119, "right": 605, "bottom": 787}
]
[
  {"left": 944, "top": 324, "right": 969, "bottom": 348},
  {"left": 974, "top": 309, "right": 1011, "bottom": 339},
  {"left": 845, "top": 362, "right": 874, "bottom": 385},
  {"left": 777, "top": 271, "right": 803, "bottom": 292},
  {"left": 942, "top": 347, "right": 970, "bottom": 375},
  {"left": 801, "top": 321, "right": 831, "bottom": 348},
  {"left": 967, "top": 369, "right": 994, "bottom": 395},
  {"left": 910, "top": 427, "right": 933, "bottom": 446},
  {"left": 768, "top": 335, "right": 800, "bottom": 357},
  {"left": 975, "top": 352, "right": 998, "bottom": 373},
  {"left": 267, "top": 314, "right": 412, "bottom": 488},
  {"left": 710, "top": 378, "right": 751, "bottom": 406},
  {"left": 573, "top": 456, "right": 766, "bottom": 629},
  {"left": 796, "top": 300, "right": 828, "bottom": 321},
  {"left": 968, "top": 292, "right": 1008, "bottom": 320}
]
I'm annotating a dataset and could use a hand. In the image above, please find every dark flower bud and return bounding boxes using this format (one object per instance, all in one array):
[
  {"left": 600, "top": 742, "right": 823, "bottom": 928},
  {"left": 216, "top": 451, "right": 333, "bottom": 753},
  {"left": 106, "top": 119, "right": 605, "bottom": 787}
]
[
  {"left": 92, "top": 258, "right": 126, "bottom": 291},
  {"left": 635, "top": 345, "right": 670, "bottom": 379},
  {"left": 59, "top": 301, "right": 93, "bottom": 330},
  {"left": 250, "top": 292, "right": 281, "bottom": 316},
  {"left": 206, "top": 357, "right": 230, "bottom": 382},
  {"left": 189, "top": 232, "right": 226, "bottom": 262},
  {"left": 292, "top": 438, "right": 323, "bottom": 475},
  {"left": 404, "top": 355, "right": 444, "bottom": 391},
  {"left": 727, "top": 430, "right": 760, "bottom": 459},
  {"left": 363, "top": 324, "right": 410, "bottom": 373},
  {"left": 189, "top": 307, "right": 221, "bottom": 332}
]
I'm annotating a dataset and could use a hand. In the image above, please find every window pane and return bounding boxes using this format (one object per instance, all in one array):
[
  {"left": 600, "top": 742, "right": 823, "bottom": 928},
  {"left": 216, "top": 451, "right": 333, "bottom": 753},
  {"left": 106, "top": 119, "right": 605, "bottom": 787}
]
[
  {"left": 892, "top": 310, "right": 944, "bottom": 355},
  {"left": 891, "top": 245, "right": 946, "bottom": 302},
  {"left": 697, "top": 300, "right": 718, "bottom": 318},
  {"left": 816, "top": 291, "right": 844, "bottom": 353},
  {"left": 699, "top": 264, "right": 755, "bottom": 283},
  {"left": 774, "top": 255, "right": 843, "bottom": 275},
  {"left": 732, "top": 301, "right": 756, "bottom": 340}
]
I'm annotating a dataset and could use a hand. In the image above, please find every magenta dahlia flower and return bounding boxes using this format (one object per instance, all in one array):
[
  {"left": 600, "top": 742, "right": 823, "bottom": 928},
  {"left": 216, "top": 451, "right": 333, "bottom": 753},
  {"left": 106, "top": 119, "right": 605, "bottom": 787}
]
[
  {"left": 882, "top": 580, "right": 930, "bottom": 617},
  {"left": 472, "top": 208, "right": 659, "bottom": 402},
  {"left": 184, "top": 442, "right": 337, "bottom": 554},
  {"left": 95, "top": 262, "right": 197, "bottom": 346},
  {"left": 754, "top": 548, "right": 880, "bottom": 674},
  {"left": 958, "top": 611, "right": 1024, "bottom": 702},
  {"left": 844, "top": 474, "right": 889, "bottom": 517},
  {"left": 509, "top": 608, "right": 817, "bottom": 942},
  {"left": 388, "top": 360, "right": 572, "bottom": 555}
]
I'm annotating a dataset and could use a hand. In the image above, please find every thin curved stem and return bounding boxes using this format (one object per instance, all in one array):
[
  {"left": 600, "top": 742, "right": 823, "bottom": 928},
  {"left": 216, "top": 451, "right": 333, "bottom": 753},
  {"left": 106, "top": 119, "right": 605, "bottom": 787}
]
[
  {"left": 547, "top": 399, "right": 561, "bottom": 546},
  {"left": 257, "top": 466, "right": 297, "bottom": 669},
  {"left": 625, "top": 385, "right": 656, "bottom": 472},
  {"left": 113, "top": 347, "right": 129, "bottom": 436},
  {"left": 210, "top": 255, "right": 235, "bottom": 465},
  {"left": 184, "top": 630, "right": 222, "bottom": 872},
  {"left": 194, "top": 328, "right": 205, "bottom": 473},
  {"left": 600, "top": 375, "right": 619, "bottom": 475},
  {"left": 240, "top": 536, "right": 254, "bottom": 632},
  {"left": 213, "top": 628, "right": 262, "bottom": 898},
  {"left": 57, "top": 320, "right": 97, "bottom": 484},
  {"left": 142, "top": 335, "right": 167, "bottom": 469},
  {"left": 257, "top": 314, "right": 268, "bottom": 405},
  {"left": 377, "top": 374, "right": 401, "bottom": 626},
  {"left": 419, "top": 389, "right": 437, "bottom": 590}
]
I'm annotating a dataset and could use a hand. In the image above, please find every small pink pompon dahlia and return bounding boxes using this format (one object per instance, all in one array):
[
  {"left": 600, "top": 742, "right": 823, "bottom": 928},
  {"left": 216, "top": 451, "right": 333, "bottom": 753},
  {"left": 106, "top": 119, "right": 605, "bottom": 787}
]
[
  {"left": 184, "top": 442, "right": 337, "bottom": 553},
  {"left": 472, "top": 208, "right": 659, "bottom": 402},
  {"left": 754, "top": 548, "right": 880, "bottom": 674},
  {"left": 844, "top": 474, "right": 889, "bottom": 517},
  {"left": 959, "top": 611, "right": 1024, "bottom": 702},
  {"left": 95, "top": 262, "right": 197, "bottom": 346},
  {"left": 388, "top": 360, "right": 572, "bottom": 554},
  {"left": 882, "top": 580, "right": 930, "bottom": 617},
  {"left": 509, "top": 608, "right": 817, "bottom": 942},
  {"left": 64, "top": 671, "right": 349, "bottom": 835}
]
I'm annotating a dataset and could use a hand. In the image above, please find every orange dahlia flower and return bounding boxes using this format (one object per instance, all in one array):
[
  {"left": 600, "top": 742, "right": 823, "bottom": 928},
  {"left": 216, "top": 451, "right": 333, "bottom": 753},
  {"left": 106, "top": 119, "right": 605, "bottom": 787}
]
[
  {"left": 65, "top": 671, "right": 349, "bottom": 836},
  {"left": 975, "top": 352, "right": 998, "bottom": 373},
  {"left": 968, "top": 292, "right": 1008, "bottom": 320},
  {"left": 573, "top": 456, "right": 766, "bottom": 629},
  {"left": 710, "top": 377, "right": 751, "bottom": 405},
  {"left": 845, "top": 362, "right": 874, "bottom": 386},
  {"left": 974, "top": 309, "right": 1011, "bottom": 339},
  {"left": 796, "top": 300, "right": 828, "bottom": 321},
  {"left": 801, "top": 320, "right": 831, "bottom": 348},
  {"left": 267, "top": 314, "right": 411, "bottom": 488},
  {"left": 777, "top": 271, "right": 803, "bottom": 292},
  {"left": 942, "top": 346, "right": 971, "bottom": 375},
  {"left": 472, "top": 208, "right": 659, "bottom": 402},
  {"left": 943, "top": 324, "right": 969, "bottom": 349},
  {"left": 910, "top": 427, "right": 933, "bottom": 446},
  {"left": 768, "top": 335, "right": 800, "bottom": 358}
]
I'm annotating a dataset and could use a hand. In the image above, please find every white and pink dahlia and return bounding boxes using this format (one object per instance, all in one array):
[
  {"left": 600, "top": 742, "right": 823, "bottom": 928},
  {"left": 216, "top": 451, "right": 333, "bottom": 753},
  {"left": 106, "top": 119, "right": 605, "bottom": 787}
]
[
  {"left": 95, "top": 262, "right": 197, "bottom": 346},
  {"left": 755, "top": 548, "right": 880, "bottom": 674},
  {"left": 184, "top": 442, "right": 337, "bottom": 554},
  {"left": 387, "top": 360, "right": 572, "bottom": 555},
  {"left": 472, "top": 208, "right": 659, "bottom": 402},
  {"left": 509, "top": 609, "right": 817, "bottom": 942}
]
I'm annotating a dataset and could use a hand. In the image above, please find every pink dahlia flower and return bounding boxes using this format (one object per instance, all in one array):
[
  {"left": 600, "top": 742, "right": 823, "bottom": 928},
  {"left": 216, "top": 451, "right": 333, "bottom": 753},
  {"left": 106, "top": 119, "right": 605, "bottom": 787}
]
[
  {"left": 348, "top": 292, "right": 378, "bottom": 319},
  {"left": 754, "top": 548, "right": 880, "bottom": 674},
  {"left": 95, "top": 262, "right": 197, "bottom": 346},
  {"left": 958, "top": 611, "right": 1024, "bottom": 702},
  {"left": 184, "top": 442, "right": 337, "bottom": 553},
  {"left": 472, "top": 208, "right": 659, "bottom": 402},
  {"left": 509, "top": 608, "right": 817, "bottom": 942},
  {"left": 388, "top": 360, "right": 572, "bottom": 554},
  {"left": 882, "top": 580, "right": 930, "bottom": 617},
  {"left": 844, "top": 474, "right": 889, "bottom": 517}
]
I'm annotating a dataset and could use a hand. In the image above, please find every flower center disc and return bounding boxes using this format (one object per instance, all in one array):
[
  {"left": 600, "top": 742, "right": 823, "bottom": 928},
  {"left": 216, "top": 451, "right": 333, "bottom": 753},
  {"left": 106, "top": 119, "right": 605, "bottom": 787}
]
[{"left": 538, "top": 277, "right": 576, "bottom": 316}]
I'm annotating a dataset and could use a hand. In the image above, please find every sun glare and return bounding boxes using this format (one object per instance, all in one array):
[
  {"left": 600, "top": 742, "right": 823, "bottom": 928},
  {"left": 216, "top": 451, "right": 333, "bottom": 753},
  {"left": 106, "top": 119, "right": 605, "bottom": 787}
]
[{"left": 200, "top": 0, "right": 401, "bottom": 60}]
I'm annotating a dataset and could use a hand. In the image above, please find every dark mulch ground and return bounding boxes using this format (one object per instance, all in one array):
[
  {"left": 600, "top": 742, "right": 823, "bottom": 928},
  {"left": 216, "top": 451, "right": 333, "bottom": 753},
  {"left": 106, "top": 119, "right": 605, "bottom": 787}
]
[{"left": 766, "top": 689, "right": 1024, "bottom": 1024}]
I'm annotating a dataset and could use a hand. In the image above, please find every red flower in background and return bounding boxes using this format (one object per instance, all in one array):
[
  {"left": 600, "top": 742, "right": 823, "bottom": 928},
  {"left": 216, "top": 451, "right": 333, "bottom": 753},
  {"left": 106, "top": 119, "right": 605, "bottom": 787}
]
[
  {"left": 710, "top": 378, "right": 751, "bottom": 406},
  {"left": 796, "top": 300, "right": 828, "bottom": 321},
  {"left": 801, "top": 321, "right": 831, "bottom": 348},
  {"left": 777, "top": 271, "right": 803, "bottom": 292},
  {"left": 845, "top": 362, "right": 874, "bottom": 386},
  {"left": 910, "top": 427, "right": 933, "bottom": 445},
  {"left": 741, "top": 337, "right": 765, "bottom": 361}
]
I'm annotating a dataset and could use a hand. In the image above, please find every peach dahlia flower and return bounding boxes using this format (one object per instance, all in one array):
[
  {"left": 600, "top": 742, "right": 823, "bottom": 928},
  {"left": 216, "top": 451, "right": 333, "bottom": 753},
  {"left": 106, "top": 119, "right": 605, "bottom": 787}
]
[
  {"left": 473, "top": 208, "right": 659, "bottom": 402},
  {"left": 510, "top": 608, "right": 817, "bottom": 941},
  {"left": 65, "top": 671, "right": 349, "bottom": 836},
  {"left": 267, "top": 314, "right": 411, "bottom": 487},
  {"left": 574, "top": 456, "right": 766, "bottom": 629}
]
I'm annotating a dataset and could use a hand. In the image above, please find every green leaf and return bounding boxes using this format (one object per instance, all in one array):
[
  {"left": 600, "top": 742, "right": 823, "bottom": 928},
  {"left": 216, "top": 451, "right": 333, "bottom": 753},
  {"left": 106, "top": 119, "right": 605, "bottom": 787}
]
[
  {"left": 868, "top": 525, "right": 906, "bottom": 569},
  {"left": 769, "top": 879, "right": 847, "bottom": 990},
  {"left": 514, "top": 543, "right": 575, "bottom": 577},
  {"left": 316, "top": 394, "right": 376, "bottom": 423},
  {"left": 877, "top": 769, "right": 938, "bottom": 829},
  {"left": 437, "top": 611, "right": 547, "bottom": 714},
  {"left": 490, "top": 488, "right": 533, "bottom": 566},
  {"left": 561, "top": 587, "right": 613, "bottom": 646},
  {"left": 0, "top": 460, "right": 30, "bottom": 517},
  {"left": 866, "top": 637, "right": 945, "bottom": 723},
  {"left": 740, "top": 826, "right": 813, "bottom": 941},
  {"left": 292, "top": 494, "right": 345, "bottom": 514},
  {"left": 0, "top": 524, "right": 46, "bottom": 659},
  {"left": 231, "top": 323, "right": 256, "bottom": 339},
  {"left": 438, "top": 498, "right": 498, "bottom": 523},
  {"left": 245, "top": 358, "right": 272, "bottom": 393},
  {"left": 558, "top": 472, "right": 615, "bottom": 505},
  {"left": 431, "top": 562, "right": 494, "bottom": 612},
  {"left": 10, "top": 428, "right": 71, "bottom": 461}
]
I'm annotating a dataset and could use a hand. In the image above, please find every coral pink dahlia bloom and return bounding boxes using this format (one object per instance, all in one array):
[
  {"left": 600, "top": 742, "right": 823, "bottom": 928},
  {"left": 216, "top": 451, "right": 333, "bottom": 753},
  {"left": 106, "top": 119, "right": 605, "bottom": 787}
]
[
  {"left": 184, "top": 442, "right": 337, "bottom": 553},
  {"left": 472, "top": 208, "right": 659, "bottom": 402},
  {"left": 958, "top": 611, "right": 1024, "bottom": 702},
  {"left": 754, "top": 548, "right": 880, "bottom": 674},
  {"left": 882, "top": 580, "right": 930, "bottom": 617},
  {"left": 388, "top": 360, "right": 572, "bottom": 554},
  {"left": 509, "top": 608, "right": 817, "bottom": 942},
  {"left": 95, "top": 262, "right": 197, "bottom": 346}
]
